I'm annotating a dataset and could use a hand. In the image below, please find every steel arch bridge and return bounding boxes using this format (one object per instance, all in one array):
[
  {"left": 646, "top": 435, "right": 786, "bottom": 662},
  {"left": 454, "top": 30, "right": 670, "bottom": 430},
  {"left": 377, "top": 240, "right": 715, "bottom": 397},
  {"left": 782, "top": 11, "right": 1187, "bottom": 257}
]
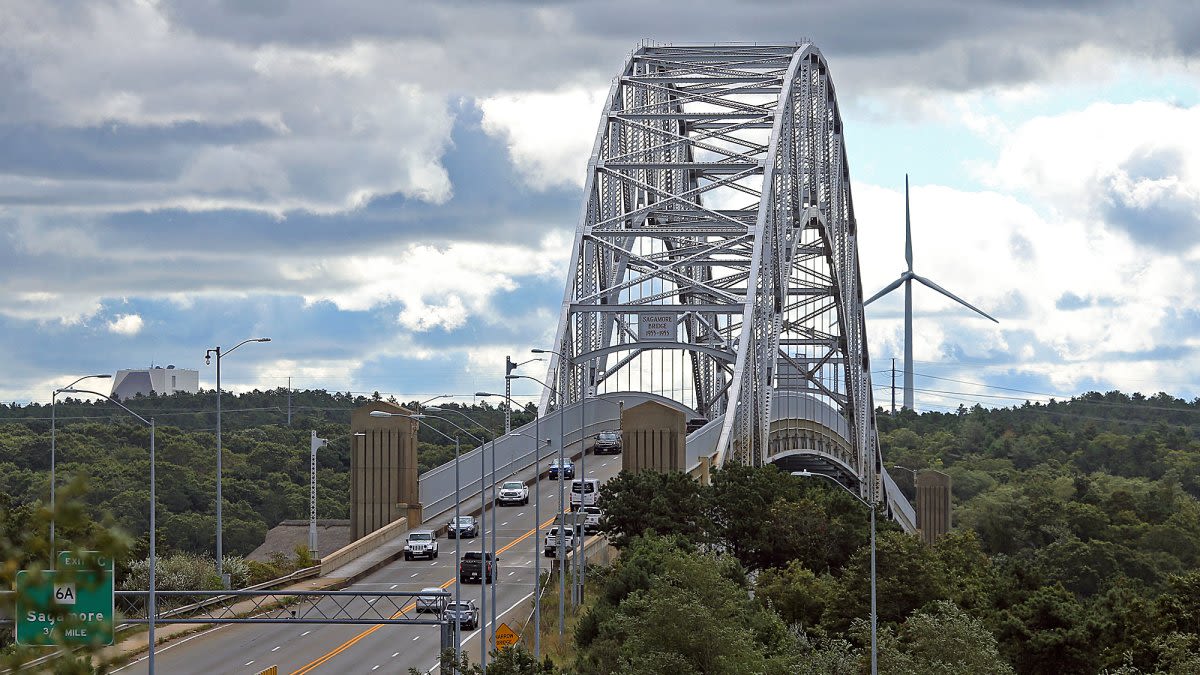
[{"left": 540, "top": 43, "right": 912, "bottom": 525}]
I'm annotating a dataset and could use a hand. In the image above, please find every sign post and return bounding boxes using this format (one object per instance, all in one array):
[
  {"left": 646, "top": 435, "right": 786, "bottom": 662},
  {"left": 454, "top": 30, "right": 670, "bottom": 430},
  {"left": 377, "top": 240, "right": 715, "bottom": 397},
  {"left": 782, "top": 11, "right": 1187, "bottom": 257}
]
[{"left": 15, "top": 552, "right": 114, "bottom": 646}]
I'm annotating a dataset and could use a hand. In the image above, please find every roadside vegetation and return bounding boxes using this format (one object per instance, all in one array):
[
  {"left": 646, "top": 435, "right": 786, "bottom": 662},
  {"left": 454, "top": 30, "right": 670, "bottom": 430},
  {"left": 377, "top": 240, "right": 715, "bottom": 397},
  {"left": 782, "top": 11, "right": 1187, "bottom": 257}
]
[{"left": 546, "top": 390, "right": 1200, "bottom": 674}]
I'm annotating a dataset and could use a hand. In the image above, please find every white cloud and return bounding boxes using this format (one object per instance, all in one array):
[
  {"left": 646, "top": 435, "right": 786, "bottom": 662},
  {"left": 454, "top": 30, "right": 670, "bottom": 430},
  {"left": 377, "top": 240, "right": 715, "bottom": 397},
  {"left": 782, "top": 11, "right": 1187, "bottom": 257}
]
[
  {"left": 480, "top": 88, "right": 609, "bottom": 189},
  {"left": 983, "top": 100, "right": 1200, "bottom": 252},
  {"left": 107, "top": 314, "right": 144, "bottom": 335}
]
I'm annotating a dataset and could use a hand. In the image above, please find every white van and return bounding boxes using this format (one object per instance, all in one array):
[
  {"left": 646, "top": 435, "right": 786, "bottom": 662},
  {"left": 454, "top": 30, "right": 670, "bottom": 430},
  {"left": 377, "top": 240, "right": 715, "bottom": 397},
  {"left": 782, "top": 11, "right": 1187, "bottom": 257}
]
[{"left": 570, "top": 478, "right": 600, "bottom": 510}]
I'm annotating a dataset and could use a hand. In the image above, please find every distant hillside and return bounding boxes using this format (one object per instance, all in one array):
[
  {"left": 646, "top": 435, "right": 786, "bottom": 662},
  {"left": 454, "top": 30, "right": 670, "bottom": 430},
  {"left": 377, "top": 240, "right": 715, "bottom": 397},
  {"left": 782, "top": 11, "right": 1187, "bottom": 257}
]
[{"left": 0, "top": 389, "right": 532, "bottom": 559}]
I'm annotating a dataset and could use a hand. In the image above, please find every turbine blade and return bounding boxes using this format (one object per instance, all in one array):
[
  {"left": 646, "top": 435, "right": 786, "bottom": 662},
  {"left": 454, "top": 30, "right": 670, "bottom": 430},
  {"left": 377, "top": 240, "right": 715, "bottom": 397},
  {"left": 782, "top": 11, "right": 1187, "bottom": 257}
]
[
  {"left": 864, "top": 276, "right": 906, "bottom": 306},
  {"left": 912, "top": 274, "right": 999, "bottom": 322},
  {"left": 905, "top": 174, "right": 913, "bottom": 272}
]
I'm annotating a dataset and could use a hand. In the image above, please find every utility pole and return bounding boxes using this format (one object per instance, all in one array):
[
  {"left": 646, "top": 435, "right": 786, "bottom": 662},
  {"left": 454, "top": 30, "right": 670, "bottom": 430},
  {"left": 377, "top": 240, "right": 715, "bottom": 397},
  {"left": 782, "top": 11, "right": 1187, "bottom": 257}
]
[
  {"left": 891, "top": 358, "right": 896, "bottom": 415},
  {"left": 309, "top": 431, "right": 328, "bottom": 557},
  {"left": 504, "top": 356, "right": 516, "bottom": 434}
]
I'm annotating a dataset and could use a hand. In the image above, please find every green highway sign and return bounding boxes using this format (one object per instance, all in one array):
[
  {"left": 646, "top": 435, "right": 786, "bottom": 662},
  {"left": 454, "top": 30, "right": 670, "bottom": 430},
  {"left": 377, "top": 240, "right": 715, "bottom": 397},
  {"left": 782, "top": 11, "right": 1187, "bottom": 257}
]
[
  {"left": 15, "top": 551, "right": 115, "bottom": 646},
  {"left": 58, "top": 550, "right": 114, "bottom": 573}
]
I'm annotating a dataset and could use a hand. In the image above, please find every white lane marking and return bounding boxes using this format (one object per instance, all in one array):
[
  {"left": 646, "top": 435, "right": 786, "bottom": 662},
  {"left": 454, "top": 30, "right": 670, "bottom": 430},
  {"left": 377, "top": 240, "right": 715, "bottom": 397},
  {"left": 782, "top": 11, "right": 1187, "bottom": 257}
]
[
  {"left": 244, "top": 661, "right": 254, "bottom": 667},
  {"left": 410, "top": 572, "right": 419, "bottom": 578},
  {"left": 412, "top": 635, "right": 421, "bottom": 641},
  {"left": 393, "top": 652, "right": 400, "bottom": 658},
  {"left": 517, "top": 512, "right": 525, "bottom": 517},
  {"left": 390, "top": 584, "right": 398, "bottom": 590},
  {"left": 271, "top": 646, "right": 280, "bottom": 652},
  {"left": 501, "top": 521, "right": 509, "bottom": 526},
  {"left": 373, "top": 666, "right": 381, "bottom": 671},
  {"left": 426, "top": 590, "right": 537, "bottom": 674},
  {"left": 508, "top": 571, "right": 515, "bottom": 576},
  {"left": 368, "top": 598, "right": 379, "bottom": 604},
  {"left": 431, "top": 561, "right": 438, "bottom": 565},
  {"left": 301, "top": 630, "right": 311, "bottom": 636}
]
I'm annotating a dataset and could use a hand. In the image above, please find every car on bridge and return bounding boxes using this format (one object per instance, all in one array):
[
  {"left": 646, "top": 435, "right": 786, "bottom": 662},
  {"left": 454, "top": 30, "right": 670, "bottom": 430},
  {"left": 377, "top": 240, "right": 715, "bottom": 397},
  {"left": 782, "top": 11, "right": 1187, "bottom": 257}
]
[
  {"left": 403, "top": 529, "right": 439, "bottom": 561},
  {"left": 580, "top": 505, "right": 603, "bottom": 534},
  {"left": 548, "top": 458, "right": 575, "bottom": 480},
  {"left": 543, "top": 522, "right": 582, "bottom": 557},
  {"left": 570, "top": 478, "right": 600, "bottom": 510},
  {"left": 443, "top": 600, "right": 479, "bottom": 630},
  {"left": 415, "top": 586, "right": 447, "bottom": 614},
  {"left": 446, "top": 515, "right": 478, "bottom": 538},
  {"left": 459, "top": 551, "right": 499, "bottom": 584},
  {"left": 496, "top": 480, "right": 529, "bottom": 506},
  {"left": 593, "top": 430, "right": 622, "bottom": 454}
]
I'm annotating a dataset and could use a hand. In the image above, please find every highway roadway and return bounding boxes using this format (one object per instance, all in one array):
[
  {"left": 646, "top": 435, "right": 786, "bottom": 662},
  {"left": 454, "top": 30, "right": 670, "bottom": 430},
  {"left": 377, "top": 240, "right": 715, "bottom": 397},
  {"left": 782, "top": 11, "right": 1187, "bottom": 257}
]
[{"left": 113, "top": 451, "right": 623, "bottom": 674}]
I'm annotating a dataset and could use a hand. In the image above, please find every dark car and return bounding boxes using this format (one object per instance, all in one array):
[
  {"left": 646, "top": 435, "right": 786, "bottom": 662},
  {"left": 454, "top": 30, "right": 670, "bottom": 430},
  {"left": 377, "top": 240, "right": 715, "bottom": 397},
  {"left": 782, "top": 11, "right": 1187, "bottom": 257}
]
[
  {"left": 446, "top": 515, "right": 478, "bottom": 539},
  {"left": 443, "top": 600, "right": 479, "bottom": 630},
  {"left": 593, "top": 430, "right": 622, "bottom": 455},
  {"left": 548, "top": 458, "right": 575, "bottom": 480},
  {"left": 459, "top": 551, "right": 499, "bottom": 584}
]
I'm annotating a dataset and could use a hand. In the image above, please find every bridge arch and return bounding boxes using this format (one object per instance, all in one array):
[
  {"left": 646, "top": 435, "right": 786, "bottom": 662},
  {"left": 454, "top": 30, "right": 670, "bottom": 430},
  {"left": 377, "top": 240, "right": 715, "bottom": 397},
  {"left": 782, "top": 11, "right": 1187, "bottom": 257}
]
[{"left": 541, "top": 43, "right": 896, "bottom": 512}]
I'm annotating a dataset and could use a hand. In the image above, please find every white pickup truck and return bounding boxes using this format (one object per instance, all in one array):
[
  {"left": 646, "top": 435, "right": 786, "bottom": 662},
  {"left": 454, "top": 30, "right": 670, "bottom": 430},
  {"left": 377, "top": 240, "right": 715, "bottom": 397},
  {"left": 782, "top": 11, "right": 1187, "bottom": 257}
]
[{"left": 496, "top": 480, "right": 529, "bottom": 506}]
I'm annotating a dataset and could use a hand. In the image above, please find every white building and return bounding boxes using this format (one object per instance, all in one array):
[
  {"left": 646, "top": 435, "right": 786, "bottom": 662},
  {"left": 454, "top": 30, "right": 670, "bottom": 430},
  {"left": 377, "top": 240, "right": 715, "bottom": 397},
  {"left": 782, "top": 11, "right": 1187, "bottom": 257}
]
[{"left": 110, "top": 366, "right": 199, "bottom": 399}]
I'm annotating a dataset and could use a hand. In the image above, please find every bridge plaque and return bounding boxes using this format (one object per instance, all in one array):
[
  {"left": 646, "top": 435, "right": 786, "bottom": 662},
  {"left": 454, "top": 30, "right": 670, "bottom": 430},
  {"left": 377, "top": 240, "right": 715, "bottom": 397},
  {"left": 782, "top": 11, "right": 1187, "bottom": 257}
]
[{"left": 638, "top": 313, "right": 676, "bottom": 341}]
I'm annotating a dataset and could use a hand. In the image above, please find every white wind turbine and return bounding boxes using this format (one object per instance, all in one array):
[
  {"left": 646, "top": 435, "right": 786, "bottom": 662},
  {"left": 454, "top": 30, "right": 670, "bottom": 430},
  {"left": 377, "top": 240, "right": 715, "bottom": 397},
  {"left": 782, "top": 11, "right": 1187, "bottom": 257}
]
[{"left": 865, "top": 176, "right": 999, "bottom": 410}]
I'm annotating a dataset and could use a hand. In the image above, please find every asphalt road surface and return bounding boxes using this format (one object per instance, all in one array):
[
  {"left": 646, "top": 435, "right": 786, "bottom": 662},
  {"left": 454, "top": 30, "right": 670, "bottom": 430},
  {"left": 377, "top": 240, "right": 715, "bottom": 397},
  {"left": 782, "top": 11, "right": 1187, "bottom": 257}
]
[{"left": 113, "top": 451, "right": 622, "bottom": 675}]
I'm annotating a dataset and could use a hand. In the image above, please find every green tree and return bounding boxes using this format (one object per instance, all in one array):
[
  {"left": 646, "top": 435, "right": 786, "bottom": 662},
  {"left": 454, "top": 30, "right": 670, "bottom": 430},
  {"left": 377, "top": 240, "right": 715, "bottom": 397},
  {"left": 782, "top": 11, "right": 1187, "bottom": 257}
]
[
  {"left": 823, "top": 530, "right": 950, "bottom": 631},
  {"left": 874, "top": 601, "right": 1013, "bottom": 674},
  {"left": 997, "top": 584, "right": 1097, "bottom": 674},
  {"left": 597, "top": 470, "right": 709, "bottom": 549},
  {"left": 755, "top": 560, "right": 830, "bottom": 628},
  {"left": 575, "top": 536, "right": 797, "bottom": 674}
]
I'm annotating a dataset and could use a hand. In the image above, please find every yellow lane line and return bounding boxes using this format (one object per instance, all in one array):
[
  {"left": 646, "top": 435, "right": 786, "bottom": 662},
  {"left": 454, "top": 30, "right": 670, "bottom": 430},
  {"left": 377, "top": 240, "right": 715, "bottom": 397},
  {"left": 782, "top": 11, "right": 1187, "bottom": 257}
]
[{"left": 290, "top": 510, "right": 562, "bottom": 675}]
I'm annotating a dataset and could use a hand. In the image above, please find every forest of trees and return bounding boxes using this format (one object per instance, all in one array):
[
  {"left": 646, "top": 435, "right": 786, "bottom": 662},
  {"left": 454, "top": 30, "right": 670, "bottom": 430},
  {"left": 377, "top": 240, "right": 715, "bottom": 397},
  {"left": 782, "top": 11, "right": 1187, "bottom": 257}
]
[
  {"left": 0, "top": 388, "right": 532, "bottom": 565},
  {"left": 569, "top": 390, "right": 1200, "bottom": 674},
  {"left": 2, "top": 388, "right": 1199, "bottom": 673}
]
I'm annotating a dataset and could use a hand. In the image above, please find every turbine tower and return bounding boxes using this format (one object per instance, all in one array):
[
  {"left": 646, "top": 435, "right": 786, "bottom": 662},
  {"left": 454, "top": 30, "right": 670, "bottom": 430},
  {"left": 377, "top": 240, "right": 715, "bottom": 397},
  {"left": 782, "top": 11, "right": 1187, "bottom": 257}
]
[{"left": 865, "top": 175, "right": 998, "bottom": 410}]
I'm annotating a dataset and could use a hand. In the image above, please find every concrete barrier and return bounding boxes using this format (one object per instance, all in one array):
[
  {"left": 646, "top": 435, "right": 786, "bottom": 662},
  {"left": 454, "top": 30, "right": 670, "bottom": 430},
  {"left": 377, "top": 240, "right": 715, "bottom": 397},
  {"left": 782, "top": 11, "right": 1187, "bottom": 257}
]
[{"left": 318, "top": 516, "right": 408, "bottom": 577}]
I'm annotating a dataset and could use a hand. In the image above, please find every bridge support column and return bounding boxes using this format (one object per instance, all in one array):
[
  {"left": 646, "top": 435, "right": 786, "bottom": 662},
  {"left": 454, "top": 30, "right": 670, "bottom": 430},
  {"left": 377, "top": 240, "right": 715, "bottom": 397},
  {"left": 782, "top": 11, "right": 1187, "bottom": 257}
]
[{"left": 620, "top": 401, "right": 686, "bottom": 473}]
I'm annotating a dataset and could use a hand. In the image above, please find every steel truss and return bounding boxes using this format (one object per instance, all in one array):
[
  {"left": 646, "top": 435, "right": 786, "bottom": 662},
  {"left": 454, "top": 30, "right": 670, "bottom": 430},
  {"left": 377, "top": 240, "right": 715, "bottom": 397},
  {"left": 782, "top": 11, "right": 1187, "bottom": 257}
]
[
  {"left": 115, "top": 590, "right": 450, "bottom": 625},
  {"left": 544, "top": 42, "right": 880, "bottom": 494}
]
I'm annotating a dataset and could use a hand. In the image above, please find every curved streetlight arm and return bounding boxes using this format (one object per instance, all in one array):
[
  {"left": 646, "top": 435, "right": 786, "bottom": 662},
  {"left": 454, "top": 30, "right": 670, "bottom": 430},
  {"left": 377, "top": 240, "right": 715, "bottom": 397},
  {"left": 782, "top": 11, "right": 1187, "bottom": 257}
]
[
  {"left": 208, "top": 337, "right": 271, "bottom": 361},
  {"left": 424, "top": 407, "right": 491, "bottom": 444},
  {"left": 792, "top": 470, "right": 871, "bottom": 508},
  {"left": 504, "top": 374, "right": 559, "bottom": 398},
  {"left": 55, "top": 374, "right": 112, "bottom": 397},
  {"left": 371, "top": 410, "right": 485, "bottom": 446},
  {"left": 60, "top": 388, "right": 150, "bottom": 427},
  {"left": 370, "top": 411, "right": 460, "bottom": 446}
]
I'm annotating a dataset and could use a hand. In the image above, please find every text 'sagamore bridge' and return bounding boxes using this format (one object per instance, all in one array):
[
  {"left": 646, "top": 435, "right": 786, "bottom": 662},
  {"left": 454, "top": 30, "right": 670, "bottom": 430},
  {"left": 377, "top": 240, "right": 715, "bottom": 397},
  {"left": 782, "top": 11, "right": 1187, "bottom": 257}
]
[{"left": 539, "top": 42, "right": 915, "bottom": 528}]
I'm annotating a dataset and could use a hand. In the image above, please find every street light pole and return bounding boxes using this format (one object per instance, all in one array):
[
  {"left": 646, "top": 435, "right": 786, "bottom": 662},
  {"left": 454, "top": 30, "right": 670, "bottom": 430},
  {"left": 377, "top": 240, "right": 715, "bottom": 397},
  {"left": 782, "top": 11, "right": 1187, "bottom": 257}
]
[
  {"left": 61, "top": 388, "right": 157, "bottom": 674},
  {"left": 205, "top": 337, "right": 270, "bottom": 584},
  {"left": 530, "top": 348, "right": 572, "bottom": 635},
  {"left": 49, "top": 374, "right": 111, "bottom": 567},
  {"left": 426, "top": 406, "right": 496, "bottom": 670},
  {"left": 503, "top": 357, "right": 542, "bottom": 435},
  {"left": 477, "top": 391, "right": 551, "bottom": 660},
  {"left": 793, "top": 470, "right": 877, "bottom": 675},
  {"left": 375, "top": 409, "right": 486, "bottom": 670}
]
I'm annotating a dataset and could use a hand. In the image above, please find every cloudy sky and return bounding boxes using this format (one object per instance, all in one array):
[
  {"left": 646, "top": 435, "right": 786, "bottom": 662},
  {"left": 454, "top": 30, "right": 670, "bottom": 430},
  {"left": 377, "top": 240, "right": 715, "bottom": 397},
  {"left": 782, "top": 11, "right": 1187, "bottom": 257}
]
[{"left": 3, "top": 1, "right": 1198, "bottom": 412}]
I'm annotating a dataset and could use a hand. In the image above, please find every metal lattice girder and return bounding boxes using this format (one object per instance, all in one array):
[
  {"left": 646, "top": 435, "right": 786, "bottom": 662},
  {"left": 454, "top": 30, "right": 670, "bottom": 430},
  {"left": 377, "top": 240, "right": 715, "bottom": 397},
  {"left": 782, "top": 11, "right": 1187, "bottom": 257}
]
[
  {"left": 543, "top": 42, "right": 881, "bottom": 498},
  {"left": 115, "top": 590, "right": 450, "bottom": 625}
]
